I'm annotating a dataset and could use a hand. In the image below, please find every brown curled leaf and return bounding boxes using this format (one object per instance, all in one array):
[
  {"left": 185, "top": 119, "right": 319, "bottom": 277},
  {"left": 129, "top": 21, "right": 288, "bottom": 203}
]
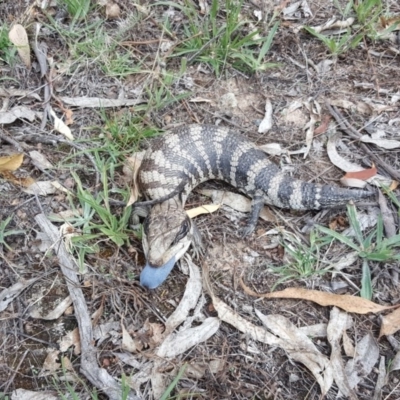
[
  {"left": 240, "top": 278, "right": 399, "bottom": 314},
  {"left": 343, "top": 165, "right": 377, "bottom": 181}
]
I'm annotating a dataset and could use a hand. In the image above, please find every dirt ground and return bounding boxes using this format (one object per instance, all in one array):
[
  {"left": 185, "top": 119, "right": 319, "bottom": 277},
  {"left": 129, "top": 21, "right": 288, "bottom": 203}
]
[{"left": 1, "top": 0, "right": 400, "bottom": 399}]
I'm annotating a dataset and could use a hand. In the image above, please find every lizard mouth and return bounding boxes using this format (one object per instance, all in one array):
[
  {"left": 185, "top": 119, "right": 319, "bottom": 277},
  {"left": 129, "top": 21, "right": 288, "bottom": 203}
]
[{"left": 140, "top": 256, "right": 176, "bottom": 289}]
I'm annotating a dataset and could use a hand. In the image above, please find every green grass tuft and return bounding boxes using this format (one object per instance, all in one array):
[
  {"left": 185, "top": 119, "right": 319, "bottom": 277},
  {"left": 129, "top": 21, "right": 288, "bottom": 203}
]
[
  {"left": 316, "top": 204, "right": 400, "bottom": 300},
  {"left": 159, "top": 0, "right": 279, "bottom": 75},
  {"left": 305, "top": 0, "right": 399, "bottom": 55},
  {"left": 0, "top": 25, "right": 17, "bottom": 66},
  {"left": 0, "top": 215, "right": 25, "bottom": 251},
  {"left": 58, "top": 0, "right": 91, "bottom": 20}
]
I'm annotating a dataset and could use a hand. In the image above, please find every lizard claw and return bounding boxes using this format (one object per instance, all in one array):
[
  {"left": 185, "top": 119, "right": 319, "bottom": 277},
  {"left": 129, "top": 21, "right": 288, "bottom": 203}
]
[{"left": 239, "top": 223, "right": 256, "bottom": 238}]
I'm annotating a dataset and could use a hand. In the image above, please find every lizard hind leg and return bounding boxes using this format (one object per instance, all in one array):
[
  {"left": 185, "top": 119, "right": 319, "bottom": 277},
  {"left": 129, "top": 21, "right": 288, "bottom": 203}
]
[{"left": 240, "top": 192, "right": 264, "bottom": 237}]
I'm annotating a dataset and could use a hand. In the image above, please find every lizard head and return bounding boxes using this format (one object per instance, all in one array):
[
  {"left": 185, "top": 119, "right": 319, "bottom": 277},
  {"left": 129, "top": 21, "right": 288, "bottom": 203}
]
[{"left": 140, "top": 199, "right": 193, "bottom": 289}]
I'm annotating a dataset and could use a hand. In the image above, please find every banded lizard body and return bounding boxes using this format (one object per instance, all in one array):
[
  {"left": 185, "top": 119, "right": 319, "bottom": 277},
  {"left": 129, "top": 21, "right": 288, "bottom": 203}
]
[{"left": 136, "top": 124, "right": 372, "bottom": 289}]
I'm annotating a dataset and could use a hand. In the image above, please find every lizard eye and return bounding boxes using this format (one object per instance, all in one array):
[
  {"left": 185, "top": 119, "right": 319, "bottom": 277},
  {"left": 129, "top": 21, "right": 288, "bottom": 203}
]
[{"left": 173, "top": 219, "right": 190, "bottom": 245}]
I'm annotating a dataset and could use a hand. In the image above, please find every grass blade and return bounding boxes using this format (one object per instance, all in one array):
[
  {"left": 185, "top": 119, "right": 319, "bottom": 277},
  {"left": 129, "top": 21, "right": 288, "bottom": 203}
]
[
  {"left": 160, "top": 363, "right": 187, "bottom": 400},
  {"left": 347, "top": 204, "right": 364, "bottom": 247},
  {"left": 316, "top": 225, "right": 360, "bottom": 251},
  {"left": 258, "top": 21, "right": 279, "bottom": 63},
  {"left": 360, "top": 259, "right": 372, "bottom": 300}
]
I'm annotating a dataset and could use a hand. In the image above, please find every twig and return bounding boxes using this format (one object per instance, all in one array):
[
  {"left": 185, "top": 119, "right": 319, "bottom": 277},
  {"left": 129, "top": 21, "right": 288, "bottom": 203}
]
[
  {"left": 7, "top": 331, "right": 58, "bottom": 349},
  {"left": 34, "top": 214, "right": 140, "bottom": 400},
  {"left": 0, "top": 130, "right": 24, "bottom": 152},
  {"left": 326, "top": 104, "right": 360, "bottom": 140}
]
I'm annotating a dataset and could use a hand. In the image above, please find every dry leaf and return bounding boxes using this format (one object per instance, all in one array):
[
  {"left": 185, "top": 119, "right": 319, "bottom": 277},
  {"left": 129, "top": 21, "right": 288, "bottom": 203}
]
[
  {"left": 362, "top": 99, "right": 397, "bottom": 114},
  {"left": 106, "top": 2, "right": 120, "bottom": 19},
  {"left": 93, "top": 321, "right": 120, "bottom": 344},
  {"left": 378, "top": 190, "right": 397, "bottom": 239},
  {"left": 314, "top": 115, "right": 331, "bottom": 135},
  {"left": 329, "top": 99, "right": 356, "bottom": 110},
  {"left": 9, "top": 24, "right": 31, "bottom": 68},
  {"left": 150, "top": 361, "right": 168, "bottom": 400},
  {"left": 0, "top": 87, "right": 41, "bottom": 100},
  {"left": 0, "top": 278, "right": 38, "bottom": 312},
  {"left": 343, "top": 165, "right": 377, "bottom": 181},
  {"left": 186, "top": 204, "right": 221, "bottom": 218},
  {"left": 298, "top": 323, "right": 327, "bottom": 337},
  {"left": 379, "top": 307, "right": 400, "bottom": 337},
  {"left": 240, "top": 281, "right": 399, "bottom": 314},
  {"left": 61, "top": 356, "right": 74, "bottom": 372},
  {"left": 60, "top": 223, "right": 80, "bottom": 252},
  {"left": 345, "top": 334, "right": 379, "bottom": 389},
  {"left": 124, "top": 152, "right": 145, "bottom": 206},
  {"left": 198, "top": 0, "right": 210, "bottom": 14},
  {"left": 304, "top": 117, "right": 316, "bottom": 158},
  {"left": 258, "top": 143, "right": 284, "bottom": 156},
  {"left": 11, "top": 389, "right": 58, "bottom": 400},
  {"left": 64, "top": 109, "right": 74, "bottom": 125},
  {"left": 40, "top": 350, "right": 61, "bottom": 375},
  {"left": 189, "top": 97, "right": 212, "bottom": 103},
  {"left": 0, "top": 154, "right": 24, "bottom": 171},
  {"left": 59, "top": 327, "right": 81, "bottom": 354},
  {"left": 327, "top": 134, "right": 369, "bottom": 173},
  {"left": 132, "top": 2, "right": 149, "bottom": 14},
  {"left": 283, "top": 1, "right": 312, "bottom": 18},
  {"left": 24, "top": 181, "right": 57, "bottom": 195},
  {"left": 30, "top": 296, "right": 73, "bottom": 320},
  {"left": 360, "top": 135, "right": 400, "bottom": 149},
  {"left": 121, "top": 323, "right": 137, "bottom": 353},
  {"left": 29, "top": 151, "right": 53, "bottom": 170},
  {"left": 302, "top": 102, "right": 318, "bottom": 159},
  {"left": 112, "top": 352, "right": 142, "bottom": 369},
  {"left": 197, "top": 189, "right": 276, "bottom": 222},
  {"left": 340, "top": 177, "right": 368, "bottom": 188},
  {"left": 51, "top": 181, "right": 73, "bottom": 195},
  {"left": 184, "top": 363, "right": 207, "bottom": 379},
  {"left": 356, "top": 101, "right": 371, "bottom": 114},
  {"left": 373, "top": 356, "right": 387, "bottom": 400},
  {"left": 149, "top": 322, "right": 164, "bottom": 345},
  {"left": 0, "top": 106, "right": 36, "bottom": 124},
  {"left": 343, "top": 331, "right": 355, "bottom": 357},
  {"left": 391, "top": 350, "right": 400, "bottom": 372},
  {"left": 327, "top": 133, "right": 391, "bottom": 187},
  {"left": 258, "top": 99, "right": 273, "bottom": 133},
  {"left": 156, "top": 317, "right": 220, "bottom": 358},
  {"left": 389, "top": 181, "right": 399, "bottom": 191},
  {"left": 310, "top": 17, "right": 355, "bottom": 33},
  {"left": 54, "top": 103, "right": 74, "bottom": 126},
  {"left": 164, "top": 258, "right": 202, "bottom": 334},
  {"left": 0, "top": 171, "right": 36, "bottom": 187},
  {"left": 327, "top": 308, "right": 357, "bottom": 399},
  {"left": 380, "top": 15, "right": 400, "bottom": 29},
  {"left": 50, "top": 108, "right": 74, "bottom": 140}
]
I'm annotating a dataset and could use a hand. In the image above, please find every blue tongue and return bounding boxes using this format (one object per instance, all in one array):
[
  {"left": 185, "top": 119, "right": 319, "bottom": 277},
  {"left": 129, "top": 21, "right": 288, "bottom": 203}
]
[{"left": 140, "top": 256, "right": 176, "bottom": 289}]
